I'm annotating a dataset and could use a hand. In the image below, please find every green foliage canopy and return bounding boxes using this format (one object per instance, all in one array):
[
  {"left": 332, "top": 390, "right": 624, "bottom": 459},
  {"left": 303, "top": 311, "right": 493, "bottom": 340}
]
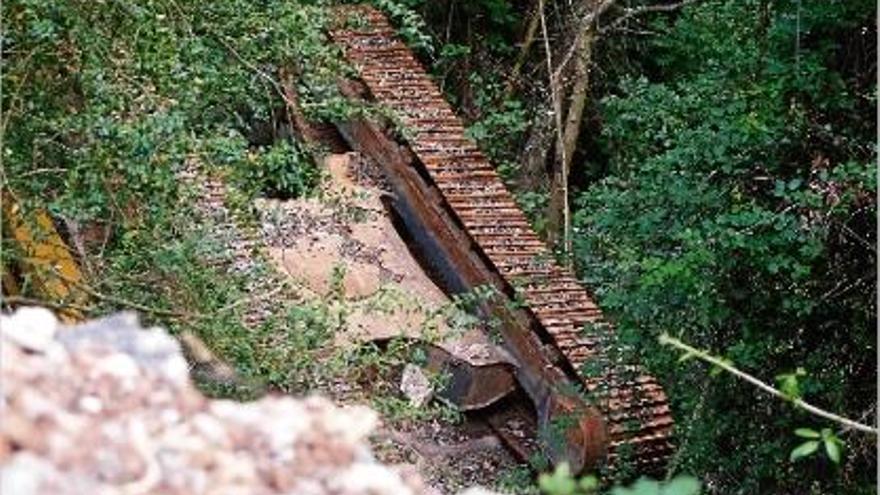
[{"left": 572, "top": 1, "right": 875, "bottom": 492}]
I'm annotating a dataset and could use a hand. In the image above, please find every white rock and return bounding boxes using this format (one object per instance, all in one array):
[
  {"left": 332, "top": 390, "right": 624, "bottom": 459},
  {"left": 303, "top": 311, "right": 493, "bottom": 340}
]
[
  {"left": 0, "top": 309, "right": 501, "bottom": 495},
  {"left": 459, "top": 488, "right": 499, "bottom": 495},
  {"left": 322, "top": 404, "right": 377, "bottom": 444},
  {"left": 0, "top": 307, "right": 58, "bottom": 353},
  {"left": 0, "top": 453, "right": 56, "bottom": 495},
  {"left": 400, "top": 364, "right": 433, "bottom": 408},
  {"left": 78, "top": 396, "right": 103, "bottom": 414},
  {"left": 334, "top": 463, "right": 415, "bottom": 495},
  {"left": 90, "top": 352, "right": 140, "bottom": 383}
]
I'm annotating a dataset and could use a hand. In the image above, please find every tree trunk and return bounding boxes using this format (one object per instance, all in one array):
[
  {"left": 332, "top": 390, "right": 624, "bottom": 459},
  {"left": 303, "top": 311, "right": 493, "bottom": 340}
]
[
  {"left": 518, "top": 101, "right": 555, "bottom": 192},
  {"left": 547, "top": 26, "right": 595, "bottom": 253}
]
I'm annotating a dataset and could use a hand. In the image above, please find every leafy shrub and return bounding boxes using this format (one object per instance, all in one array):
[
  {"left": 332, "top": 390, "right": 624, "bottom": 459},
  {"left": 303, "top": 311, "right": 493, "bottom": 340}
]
[
  {"left": 572, "top": 1, "right": 876, "bottom": 492},
  {"left": 2, "top": 0, "right": 337, "bottom": 396},
  {"left": 4, "top": 0, "right": 338, "bottom": 223},
  {"left": 238, "top": 141, "right": 319, "bottom": 200}
]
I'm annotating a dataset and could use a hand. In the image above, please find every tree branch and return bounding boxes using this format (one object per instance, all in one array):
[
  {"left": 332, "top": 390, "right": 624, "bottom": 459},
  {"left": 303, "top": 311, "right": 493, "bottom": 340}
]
[
  {"left": 600, "top": 0, "right": 698, "bottom": 34},
  {"left": 551, "top": 0, "right": 617, "bottom": 84},
  {"left": 659, "top": 333, "right": 878, "bottom": 435},
  {"left": 30, "top": 262, "right": 202, "bottom": 320},
  {"left": 503, "top": 2, "right": 542, "bottom": 100}
]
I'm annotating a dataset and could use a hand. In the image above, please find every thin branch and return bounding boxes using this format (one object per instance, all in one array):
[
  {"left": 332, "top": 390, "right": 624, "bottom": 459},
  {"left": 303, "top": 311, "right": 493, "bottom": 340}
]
[
  {"left": 32, "top": 263, "right": 201, "bottom": 320},
  {"left": 600, "top": 0, "right": 699, "bottom": 34},
  {"left": 538, "top": 0, "right": 569, "bottom": 253},
  {"left": 838, "top": 221, "right": 876, "bottom": 254},
  {"left": 612, "top": 27, "right": 662, "bottom": 36},
  {"left": 819, "top": 273, "right": 872, "bottom": 303},
  {"left": 69, "top": 279, "right": 200, "bottom": 320},
  {"left": 539, "top": 0, "right": 566, "bottom": 169},
  {"left": 279, "top": 68, "right": 322, "bottom": 145},
  {"left": 444, "top": 0, "right": 455, "bottom": 44},
  {"left": 213, "top": 35, "right": 299, "bottom": 113},
  {"left": 17, "top": 167, "right": 68, "bottom": 178},
  {"left": 659, "top": 333, "right": 878, "bottom": 435},
  {"left": 375, "top": 430, "right": 502, "bottom": 459},
  {"left": 503, "top": 2, "right": 542, "bottom": 99}
]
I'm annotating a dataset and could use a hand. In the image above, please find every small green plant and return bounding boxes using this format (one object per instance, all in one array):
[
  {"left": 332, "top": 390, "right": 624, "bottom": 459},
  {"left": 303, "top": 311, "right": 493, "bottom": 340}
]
[
  {"left": 608, "top": 477, "right": 701, "bottom": 495},
  {"left": 516, "top": 191, "right": 550, "bottom": 236},
  {"left": 236, "top": 141, "right": 319, "bottom": 200},
  {"left": 464, "top": 73, "right": 529, "bottom": 183},
  {"left": 496, "top": 465, "right": 541, "bottom": 494},
  {"left": 538, "top": 463, "right": 700, "bottom": 495},
  {"left": 538, "top": 463, "right": 599, "bottom": 495},
  {"left": 775, "top": 367, "right": 807, "bottom": 400},
  {"left": 371, "top": 0, "right": 434, "bottom": 56},
  {"left": 790, "top": 427, "right": 844, "bottom": 464},
  {"left": 329, "top": 262, "right": 348, "bottom": 300}
]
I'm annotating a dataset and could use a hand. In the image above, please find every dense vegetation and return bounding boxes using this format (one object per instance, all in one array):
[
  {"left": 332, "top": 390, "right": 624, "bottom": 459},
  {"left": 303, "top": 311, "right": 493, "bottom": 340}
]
[
  {"left": 416, "top": 0, "right": 875, "bottom": 493},
  {"left": 2, "top": 0, "right": 875, "bottom": 494},
  {"left": 573, "top": 3, "right": 876, "bottom": 492}
]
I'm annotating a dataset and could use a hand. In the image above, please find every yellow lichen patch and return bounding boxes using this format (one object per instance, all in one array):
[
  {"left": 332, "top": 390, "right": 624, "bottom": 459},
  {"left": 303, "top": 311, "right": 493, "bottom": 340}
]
[{"left": 3, "top": 199, "right": 87, "bottom": 322}]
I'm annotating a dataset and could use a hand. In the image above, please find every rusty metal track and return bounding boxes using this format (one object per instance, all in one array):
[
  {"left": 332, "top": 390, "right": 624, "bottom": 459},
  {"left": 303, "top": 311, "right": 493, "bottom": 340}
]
[{"left": 329, "top": 5, "right": 673, "bottom": 474}]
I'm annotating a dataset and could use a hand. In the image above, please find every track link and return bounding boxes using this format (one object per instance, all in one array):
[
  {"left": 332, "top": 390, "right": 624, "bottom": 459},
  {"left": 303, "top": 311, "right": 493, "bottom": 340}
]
[{"left": 330, "top": 5, "right": 674, "bottom": 474}]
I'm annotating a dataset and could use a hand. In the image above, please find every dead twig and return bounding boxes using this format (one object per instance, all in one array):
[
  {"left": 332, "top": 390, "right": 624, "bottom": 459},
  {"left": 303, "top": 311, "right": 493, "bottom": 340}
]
[
  {"left": 550, "top": 0, "right": 617, "bottom": 84},
  {"left": 71, "top": 280, "right": 200, "bottom": 320},
  {"left": 502, "top": 2, "right": 542, "bottom": 100},
  {"left": 16, "top": 168, "right": 68, "bottom": 178}
]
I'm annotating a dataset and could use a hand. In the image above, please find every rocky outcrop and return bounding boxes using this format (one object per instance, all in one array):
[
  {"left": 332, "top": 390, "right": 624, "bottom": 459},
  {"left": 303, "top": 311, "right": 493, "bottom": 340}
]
[{"left": 0, "top": 307, "right": 493, "bottom": 495}]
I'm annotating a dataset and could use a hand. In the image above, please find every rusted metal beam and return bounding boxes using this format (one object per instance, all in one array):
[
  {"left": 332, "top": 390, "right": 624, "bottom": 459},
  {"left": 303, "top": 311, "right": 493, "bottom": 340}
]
[
  {"left": 335, "top": 74, "right": 608, "bottom": 475},
  {"left": 423, "top": 343, "right": 517, "bottom": 411}
]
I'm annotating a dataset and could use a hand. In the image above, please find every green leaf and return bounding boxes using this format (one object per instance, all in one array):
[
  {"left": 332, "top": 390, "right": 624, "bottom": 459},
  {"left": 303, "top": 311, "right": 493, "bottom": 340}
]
[
  {"left": 578, "top": 475, "right": 600, "bottom": 491},
  {"left": 790, "top": 440, "right": 819, "bottom": 462},
  {"left": 775, "top": 372, "right": 802, "bottom": 400},
  {"left": 824, "top": 438, "right": 842, "bottom": 464},
  {"left": 538, "top": 463, "right": 577, "bottom": 495},
  {"left": 661, "top": 476, "right": 701, "bottom": 495},
  {"left": 794, "top": 428, "right": 820, "bottom": 439},
  {"left": 612, "top": 478, "right": 661, "bottom": 495}
]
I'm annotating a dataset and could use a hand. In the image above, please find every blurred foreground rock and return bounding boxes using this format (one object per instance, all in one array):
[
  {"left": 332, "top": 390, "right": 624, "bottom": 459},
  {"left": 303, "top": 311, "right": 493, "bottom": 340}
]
[{"left": 0, "top": 307, "right": 495, "bottom": 495}]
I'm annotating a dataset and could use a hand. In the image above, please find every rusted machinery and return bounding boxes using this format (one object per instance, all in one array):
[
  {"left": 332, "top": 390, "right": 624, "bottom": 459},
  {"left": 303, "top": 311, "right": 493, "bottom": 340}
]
[{"left": 327, "top": 6, "right": 674, "bottom": 475}]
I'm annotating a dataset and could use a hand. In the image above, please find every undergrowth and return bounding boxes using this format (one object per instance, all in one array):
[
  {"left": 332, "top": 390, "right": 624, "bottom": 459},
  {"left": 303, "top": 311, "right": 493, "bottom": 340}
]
[{"left": 1, "top": 0, "right": 463, "bottom": 425}]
